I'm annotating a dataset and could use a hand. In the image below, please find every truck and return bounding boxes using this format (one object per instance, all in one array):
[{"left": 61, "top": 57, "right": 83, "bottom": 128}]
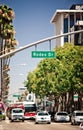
[
  {"left": 6, "top": 102, "right": 24, "bottom": 120},
  {"left": 11, "top": 108, "right": 24, "bottom": 122}
]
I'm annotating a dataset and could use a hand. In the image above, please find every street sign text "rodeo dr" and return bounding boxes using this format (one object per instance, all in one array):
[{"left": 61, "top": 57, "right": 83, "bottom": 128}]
[{"left": 32, "top": 51, "right": 56, "bottom": 58}]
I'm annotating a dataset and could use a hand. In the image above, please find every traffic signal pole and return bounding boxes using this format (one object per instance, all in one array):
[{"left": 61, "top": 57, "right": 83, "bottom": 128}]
[{"left": 0, "top": 30, "right": 83, "bottom": 60}]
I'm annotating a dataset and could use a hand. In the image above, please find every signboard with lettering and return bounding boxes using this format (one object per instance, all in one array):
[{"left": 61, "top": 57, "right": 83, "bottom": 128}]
[{"left": 32, "top": 51, "right": 56, "bottom": 58}]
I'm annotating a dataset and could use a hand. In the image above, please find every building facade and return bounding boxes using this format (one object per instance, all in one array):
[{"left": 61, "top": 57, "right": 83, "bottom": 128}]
[{"left": 51, "top": 4, "right": 83, "bottom": 46}]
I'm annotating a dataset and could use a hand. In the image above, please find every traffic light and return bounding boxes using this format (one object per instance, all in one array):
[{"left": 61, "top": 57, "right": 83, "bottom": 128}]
[{"left": 74, "top": 25, "right": 83, "bottom": 46}]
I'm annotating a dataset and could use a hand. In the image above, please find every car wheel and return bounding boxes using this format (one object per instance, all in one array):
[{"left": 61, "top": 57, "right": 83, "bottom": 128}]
[
  {"left": 11, "top": 119, "right": 13, "bottom": 122},
  {"left": 35, "top": 122, "right": 38, "bottom": 124},
  {"left": 74, "top": 120, "right": 78, "bottom": 125},
  {"left": 71, "top": 121, "right": 73, "bottom": 125},
  {"left": 3, "top": 118, "right": 5, "bottom": 120},
  {"left": 3, "top": 115, "right": 6, "bottom": 120},
  {"left": 54, "top": 119, "right": 57, "bottom": 122},
  {"left": 9, "top": 117, "right": 11, "bottom": 120},
  {"left": 71, "top": 119, "right": 74, "bottom": 125},
  {"left": 47, "top": 122, "right": 51, "bottom": 124},
  {"left": 71, "top": 119, "right": 77, "bottom": 125}
]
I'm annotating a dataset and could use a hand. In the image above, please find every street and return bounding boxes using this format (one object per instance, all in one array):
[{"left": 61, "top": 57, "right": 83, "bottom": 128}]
[{"left": 0, "top": 119, "right": 79, "bottom": 130}]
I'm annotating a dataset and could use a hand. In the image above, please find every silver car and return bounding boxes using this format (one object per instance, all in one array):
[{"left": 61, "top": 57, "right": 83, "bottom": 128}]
[
  {"left": 71, "top": 111, "right": 83, "bottom": 125},
  {"left": 54, "top": 111, "right": 70, "bottom": 122}
]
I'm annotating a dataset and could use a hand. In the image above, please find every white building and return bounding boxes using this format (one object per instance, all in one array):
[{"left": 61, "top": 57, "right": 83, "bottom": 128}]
[{"left": 51, "top": 4, "right": 83, "bottom": 46}]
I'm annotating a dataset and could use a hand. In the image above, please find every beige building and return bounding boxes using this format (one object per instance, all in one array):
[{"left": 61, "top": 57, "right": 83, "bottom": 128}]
[{"left": 51, "top": 4, "right": 83, "bottom": 46}]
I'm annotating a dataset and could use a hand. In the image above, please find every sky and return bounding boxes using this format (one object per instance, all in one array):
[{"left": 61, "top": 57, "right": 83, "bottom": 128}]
[{"left": 0, "top": 0, "right": 82, "bottom": 101}]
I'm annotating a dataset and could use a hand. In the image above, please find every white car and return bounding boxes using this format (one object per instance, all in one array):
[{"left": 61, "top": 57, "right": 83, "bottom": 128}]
[
  {"left": 79, "top": 122, "right": 83, "bottom": 130},
  {"left": 35, "top": 111, "right": 51, "bottom": 124},
  {"left": 11, "top": 108, "right": 25, "bottom": 122},
  {"left": 54, "top": 111, "right": 70, "bottom": 122},
  {"left": 71, "top": 111, "right": 83, "bottom": 125}
]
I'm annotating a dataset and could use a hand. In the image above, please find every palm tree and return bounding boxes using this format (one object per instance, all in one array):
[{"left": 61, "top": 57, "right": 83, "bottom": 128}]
[{"left": 0, "top": 5, "right": 18, "bottom": 103}]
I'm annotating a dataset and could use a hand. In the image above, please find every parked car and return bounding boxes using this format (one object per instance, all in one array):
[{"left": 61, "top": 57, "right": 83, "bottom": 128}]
[
  {"left": 71, "top": 110, "right": 83, "bottom": 125},
  {"left": 10, "top": 108, "right": 25, "bottom": 122},
  {"left": 79, "top": 122, "right": 83, "bottom": 130},
  {"left": 35, "top": 111, "right": 51, "bottom": 124},
  {"left": 54, "top": 111, "right": 70, "bottom": 122}
]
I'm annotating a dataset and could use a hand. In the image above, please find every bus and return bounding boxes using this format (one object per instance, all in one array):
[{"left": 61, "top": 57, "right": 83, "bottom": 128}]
[{"left": 23, "top": 101, "right": 37, "bottom": 119}]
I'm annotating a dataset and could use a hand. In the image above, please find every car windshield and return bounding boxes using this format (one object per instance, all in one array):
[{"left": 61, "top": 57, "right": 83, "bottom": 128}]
[
  {"left": 13, "top": 109, "right": 23, "bottom": 113},
  {"left": 24, "top": 104, "right": 37, "bottom": 112},
  {"left": 76, "top": 113, "right": 83, "bottom": 116},
  {"left": 38, "top": 112, "right": 48, "bottom": 116},
  {"left": 57, "top": 112, "right": 68, "bottom": 116}
]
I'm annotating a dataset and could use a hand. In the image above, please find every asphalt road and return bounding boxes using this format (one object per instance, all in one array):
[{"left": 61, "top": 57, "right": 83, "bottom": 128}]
[{"left": 0, "top": 119, "right": 79, "bottom": 130}]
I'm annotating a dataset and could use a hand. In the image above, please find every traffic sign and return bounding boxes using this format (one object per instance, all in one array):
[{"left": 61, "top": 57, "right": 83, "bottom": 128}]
[
  {"left": 74, "top": 94, "right": 78, "bottom": 101},
  {"left": 13, "top": 94, "right": 21, "bottom": 98},
  {"left": 19, "top": 87, "right": 26, "bottom": 90},
  {"left": 32, "top": 51, "right": 56, "bottom": 58},
  {"left": 6, "top": 100, "right": 12, "bottom": 103}
]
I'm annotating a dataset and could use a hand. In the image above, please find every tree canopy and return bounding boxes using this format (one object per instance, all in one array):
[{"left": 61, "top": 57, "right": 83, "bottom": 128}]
[{"left": 25, "top": 43, "right": 83, "bottom": 99}]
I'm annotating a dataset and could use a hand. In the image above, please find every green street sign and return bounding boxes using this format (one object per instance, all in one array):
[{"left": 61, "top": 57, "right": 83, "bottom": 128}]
[
  {"left": 6, "top": 100, "right": 12, "bottom": 103},
  {"left": 73, "top": 94, "right": 78, "bottom": 101},
  {"left": 13, "top": 94, "right": 21, "bottom": 98},
  {"left": 32, "top": 51, "right": 56, "bottom": 58}
]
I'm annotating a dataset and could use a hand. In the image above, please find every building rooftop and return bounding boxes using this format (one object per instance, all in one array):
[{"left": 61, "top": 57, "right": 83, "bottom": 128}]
[
  {"left": 70, "top": 4, "right": 83, "bottom": 10},
  {"left": 51, "top": 9, "right": 83, "bottom": 23}
]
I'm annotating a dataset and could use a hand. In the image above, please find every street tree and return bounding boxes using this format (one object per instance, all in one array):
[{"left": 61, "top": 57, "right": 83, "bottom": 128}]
[{"left": 25, "top": 43, "right": 83, "bottom": 111}]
